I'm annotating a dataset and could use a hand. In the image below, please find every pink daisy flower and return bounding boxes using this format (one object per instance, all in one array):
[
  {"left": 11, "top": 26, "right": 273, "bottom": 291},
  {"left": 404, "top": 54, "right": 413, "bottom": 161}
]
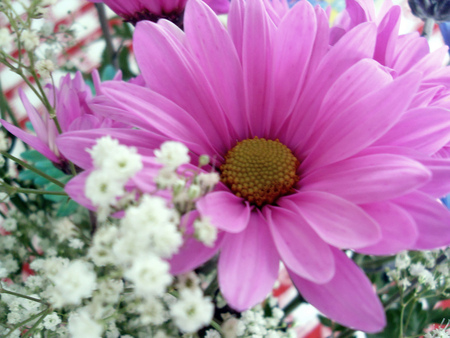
[
  {"left": 88, "top": 0, "right": 230, "bottom": 25},
  {"left": 57, "top": 0, "right": 450, "bottom": 332},
  {"left": 0, "top": 71, "right": 125, "bottom": 171}
]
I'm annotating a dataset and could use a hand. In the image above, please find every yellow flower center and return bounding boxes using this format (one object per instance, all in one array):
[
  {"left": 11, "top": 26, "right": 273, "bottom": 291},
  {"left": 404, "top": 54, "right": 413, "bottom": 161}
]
[{"left": 220, "top": 137, "right": 300, "bottom": 207}]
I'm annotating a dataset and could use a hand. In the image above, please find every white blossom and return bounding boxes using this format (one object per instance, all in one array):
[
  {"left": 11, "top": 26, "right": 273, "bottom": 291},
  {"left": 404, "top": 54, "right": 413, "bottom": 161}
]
[
  {"left": 89, "top": 225, "right": 119, "bottom": 266},
  {"left": 395, "top": 251, "right": 411, "bottom": 270},
  {"left": 0, "top": 130, "right": 8, "bottom": 152},
  {"left": 137, "top": 297, "right": 168, "bottom": 325},
  {"left": 154, "top": 141, "right": 190, "bottom": 169},
  {"left": 85, "top": 170, "right": 125, "bottom": 207},
  {"left": 194, "top": 217, "right": 218, "bottom": 247},
  {"left": 53, "top": 218, "right": 76, "bottom": 242},
  {"left": 21, "top": 30, "right": 40, "bottom": 50},
  {"left": 170, "top": 288, "right": 214, "bottom": 333},
  {"left": 69, "top": 238, "right": 85, "bottom": 249},
  {"left": 1, "top": 218, "right": 17, "bottom": 232},
  {"left": 49, "top": 260, "right": 97, "bottom": 307},
  {"left": 124, "top": 255, "right": 172, "bottom": 298},
  {"left": 35, "top": 59, "right": 55, "bottom": 78},
  {"left": 43, "top": 312, "right": 61, "bottom": 331},
  {"left": 68, "top": 308, "right": 103, "bottom": 338},
  {"left": 0, "top": 28, "right": 13, "bottom": 51}
]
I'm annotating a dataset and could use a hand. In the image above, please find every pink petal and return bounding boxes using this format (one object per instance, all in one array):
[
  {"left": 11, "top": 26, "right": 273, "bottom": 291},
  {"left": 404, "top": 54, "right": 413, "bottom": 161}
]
[
  {"left": 242, "top": 0, "right": 275, "bottom": 136},
  {"left": 375, "top": 107, "right": 450, "bottom": 155},
  {"left": 282, "top": 22, "right": 377, "bottom": 148},
  {"left": 184, "top": 0, "right": 247, "bottom": 139},
  {"left": 196, "top": 191, "right": 251, "bottom": 233},
  {"left": 170, "top": 211, "right": 223, "bottom": 275},
  {"left": 133, "top": 20, "right": 232, "bottom": 153},
  {"left": 266, "top": 1, "right": 316, "bottom": 135},
  {"left": 301, "top": 154, "right": 431, "bottom": 204},
  {"left": 1, "top": 119, "right": 59, "bottom": 163},
  {"left": 394, "top": 191, "right": 450, "bottom": 250},
  {"left": 374, "top": 5, "right": 400, "bottom": 66},
  {"left": 218, "top": 210, "right": 279, "bottom": 311},
  {"left": 19, "top": 89, "right": 49, "bottom": 144},
  {"left": 302, "top": 71, "right": 421, "bottom": 170},
  {"left": 265, "top": 206, "right": 334, "bottom": 283},
  {"left": 290, "top": 247, "right": 386, "bottom": 333},
  {"left": 227, "top": 0, "right": 245, "bottom": 61},
  {"left": 357, "top": 202, "right": 418, "bottom": 255},
  {"left": 279, "top": 191, "right": 381, "bottom": 249},
  {"left": 64, "top": 170, "right": 96, "bottom": 210},
  {"left": 99, "top": 82, "right": 218, "bottom": 157}
]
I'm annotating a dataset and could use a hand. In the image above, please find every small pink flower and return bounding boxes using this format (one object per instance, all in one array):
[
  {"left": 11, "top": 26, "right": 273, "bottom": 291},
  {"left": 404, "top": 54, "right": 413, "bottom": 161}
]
[{"left": 58, "top": 0, "right": 450, "bottom": 332}]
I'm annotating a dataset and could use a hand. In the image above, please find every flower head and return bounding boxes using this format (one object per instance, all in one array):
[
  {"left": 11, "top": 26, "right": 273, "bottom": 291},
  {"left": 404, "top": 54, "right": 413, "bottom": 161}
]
[{"left": 58, "top": 0, "right": 450, "bottom": 332}]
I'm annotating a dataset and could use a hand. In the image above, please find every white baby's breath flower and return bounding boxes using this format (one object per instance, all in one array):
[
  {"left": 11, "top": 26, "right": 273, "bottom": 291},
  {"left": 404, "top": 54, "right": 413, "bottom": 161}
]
[
  {"left": 68, "top": 308, "right": 103, "bottom": 338},
  {"left": 85, "top": 170, "right": 125, "bottom": 207},
  {"left": 395, "top": 251, "right": 411, "bottom": 270},
  {"left": 410, "top": 262, "right": 426, "bottom": 276},
  {"left": 43, "top": 312, "right": 61, "bottom": 331},
  {"left": 0, "top": 130, "right": 9, "bottom": 152},
  {"left": 49, "top": 260, "right": 97, "bottom": 307},
  {"left": 205, "top": 330, "right": 221, "bottom": 338},
  {"left": 88, "top": 136, "right": 120, "bottom": 168},
  {"left": 170, "top": 288, "right": 214, "bottom": 333},
  {"left": 124, "top": 255, "right": 172, "bottom": 298},
  {"left": 89, "top": 225, "right": 119, "bottom": 266},
  {"left": 35, "top": 59, "right": 55, "bottom": 78},
  {"left": 137, "top": 297, "right": 168, "bottom": 325},
  {"left": 194, "top": 217, "right": 218, "bottom": 247},
  {"left": 154, "top": 141, "right": 190, "bottom": 169},
  {"left": 21, "top": 30, "right": 40, "bottom": 50},
  {"left": 0, "top": 28, "right": 13, "bottom": 51},
  {"left": 155, "top": 167, "right": 179, "bottom": 188},
  {"left": 2, "top": 218, "right": 17, "bottom": 232},
  {"left": 53, "top": 217, "right": 76, "bottom": 242},
  {"left": 197, "top": 172, "right": 220, "bottom": 191},
  {"left": 101, "top": 145, "right": 142, "bottom": 180},
  {"left": 69, "top": 238, "right": 84, "bottom": 249}
]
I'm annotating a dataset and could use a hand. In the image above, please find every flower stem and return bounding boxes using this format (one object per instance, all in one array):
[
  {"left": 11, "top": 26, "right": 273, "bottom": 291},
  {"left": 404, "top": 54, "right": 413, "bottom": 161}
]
[
  {"left": 0, "top": 288, "right": 49, "bottom": 305},
  {"left": 210, "top": 319, "right": 223, "bottom": 335},
  {"left": 422, "top": 18, "right": 435, "bottom": 39},
  {"left": 282, "top": 294, "right": 305, "bottom": 319},
  {"left": 1, "top": 151, "right": 65, "bottom": 188},
  {"left": 94, "top": 3, "right": 118, "bottom": 69}
]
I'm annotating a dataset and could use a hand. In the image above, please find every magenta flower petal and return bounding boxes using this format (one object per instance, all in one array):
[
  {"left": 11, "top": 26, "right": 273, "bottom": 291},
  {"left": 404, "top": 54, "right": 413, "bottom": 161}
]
[
  {"left": 133, "top": 20, "right": 233, "bottom": 153},
  {"left": 283, "top": 22, "right": 377, "bottom": 147},
  {"left": 99, "top": 81, "right": 217, "bottom": 156},
  {"left": 218, "top": 210, "right": 279, "bottom": 311},
  {"left": 303, "top": 71, "right": 421, "bottom": 170},
  {"left": 64, "top": 169, "right": 96, "bottom": 210},
  {"left": 301, "top": 154, "right": 431, "bottom": 204},
  {"left": 18, "top": 89, "right": 49, "bottom": 144},
  {"left": 184, "top": 0, "right": 247, "bottom": 138},
  {"left": 265, "top": 206, "right": 335, "bottom": 283},
  {"left": 170, "top": 211, "right": 224, "bottom": 275},
  {"left": 267, "top": 1, "right": 316, "bottom": 135},
  {"left": 279, "top": 191, "right": 381, "bottom": 249},
  {"left": 375, "top": 107, "right": 450, "bottom": 155},
  {"left": 357, "top": 202, "right": 418, "bottom": 255},
  {"left": 241, "top": 0, "right": 274, "bottom": 137},
  {"left": 394, "top": 191, "right": 450, "bottom": 250},
  {"left": 203, "top": 0, "right": 229, "bottom": 14},
  {"left": 197, "top": 191, "right": 251, "bottom": 233},
  {"left": 0, "top": 119, "right": 59, "bottom": 163},
  {"left": 290, "top": 247, "right": 386, "bottom": 333}
]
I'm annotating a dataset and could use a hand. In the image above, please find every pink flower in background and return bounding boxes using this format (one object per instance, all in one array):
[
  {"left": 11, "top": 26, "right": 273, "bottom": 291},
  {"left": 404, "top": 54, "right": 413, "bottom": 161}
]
[
  {"left": 89, "top": 0, "right": 229, "bottom": 25},
  {"left": 57, "top": 0, "right": 450, "bottom": 332},
  {"left": 0, "top": 71, "right": 125, "bottom": 171}
]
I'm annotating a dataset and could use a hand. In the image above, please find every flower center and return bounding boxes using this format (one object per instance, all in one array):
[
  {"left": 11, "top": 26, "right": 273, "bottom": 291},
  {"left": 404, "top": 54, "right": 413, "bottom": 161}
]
[
  {"left": 124, "top": 9, "right": 184, "bottom": 27},
  {"left": 220, "top": 137, "right": 300, "bottom": 207}
]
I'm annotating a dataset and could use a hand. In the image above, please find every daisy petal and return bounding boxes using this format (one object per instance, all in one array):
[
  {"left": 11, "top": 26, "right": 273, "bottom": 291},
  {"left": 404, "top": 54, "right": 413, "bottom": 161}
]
[
  {"left": 0, "top": 119, "right": 59, "bottom": 163},
  {"left": 265, "top": 206, "right": 334, "bottom": 283},
  {"left": 196, "top": 191, "right": 251, "bottom": 233},
  {"left": 218, "top": 211, "right": 279, "bottom": 311},
  {"left": 290, "top": 247, "right": 386, "bottom": 333},
  {"left": 394, "top": 191, "right": 450, "bottom": 250},
  {"left": 303, "top": 71, "right": 421, "bottom": 170},
  {"left": 301, "top": 154, "right": 431, "bottom": 204},
  {"left": 279, "top": 191, "right": 381, "bottom": 249},
  {"left": 357, "top": 202, "right": 418, "bottom": 255}
]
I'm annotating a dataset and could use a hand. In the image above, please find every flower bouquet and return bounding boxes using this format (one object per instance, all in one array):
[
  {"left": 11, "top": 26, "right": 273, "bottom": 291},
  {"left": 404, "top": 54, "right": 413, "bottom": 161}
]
[{"left": 2, "top": 0, "right": 450, "bottom": 337}]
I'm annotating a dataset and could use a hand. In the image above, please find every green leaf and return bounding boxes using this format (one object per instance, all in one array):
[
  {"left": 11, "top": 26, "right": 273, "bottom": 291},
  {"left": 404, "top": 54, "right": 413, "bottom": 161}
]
[
  {"left": 56, "top": 199, "right": 79, "bottom": 217},
  {"left": 20, "top": 150, "right": 47, "bottom": 162},
  {"left": 43, "top": 183, "right": 65, "bottom": 202}
]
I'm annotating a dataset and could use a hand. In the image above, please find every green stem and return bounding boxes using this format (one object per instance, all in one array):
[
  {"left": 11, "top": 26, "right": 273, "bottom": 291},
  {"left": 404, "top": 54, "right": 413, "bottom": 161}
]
[
  {"left": 422, "top": 18, "right": 435, "bottom": 40},
  {"left": 0, "top": 288, "right": 49, "bottom": 305},
  {"left": 22, "top": 308, "right": 52, "bottom": 338},
  {"left": 11, "top": 187, "right": 67, "bottom": 196},
  {"left": 210, "top": 319, "right": 223, "bottom": 335},
  {"left": 204, "top": 274, "right": 218, "bottom": 297},
  {"left": 4, "top": 308, "right": 48, "bottom": 338},
  {"left": 0, "top": 80, "right": 20, "bottom": 127},
  {"left": 1, "top": 151, "right": 65, "bottom": 188}
]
